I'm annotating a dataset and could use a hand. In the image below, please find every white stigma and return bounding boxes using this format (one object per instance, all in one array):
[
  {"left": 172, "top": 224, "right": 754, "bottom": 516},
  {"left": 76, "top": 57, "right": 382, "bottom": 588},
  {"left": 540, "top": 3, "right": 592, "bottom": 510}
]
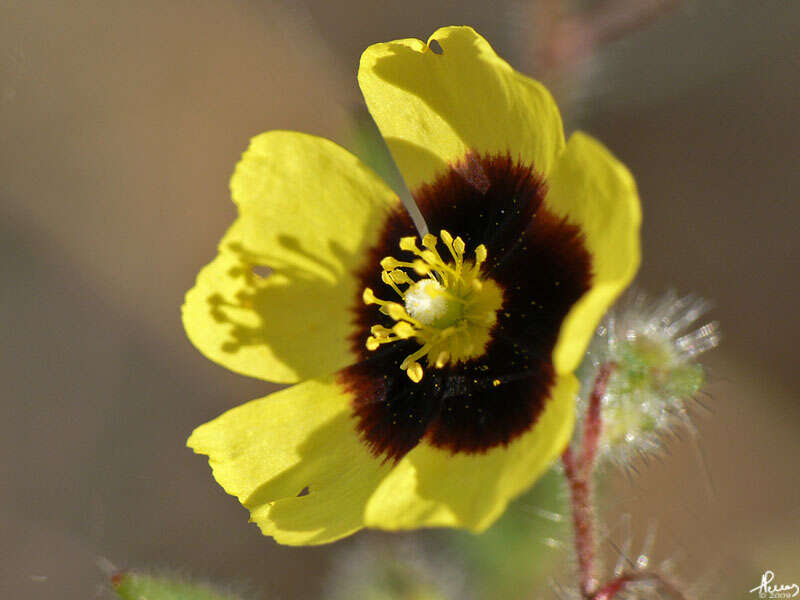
[{"left": 404, "top": 280, "right": 460, "bottom": 327}]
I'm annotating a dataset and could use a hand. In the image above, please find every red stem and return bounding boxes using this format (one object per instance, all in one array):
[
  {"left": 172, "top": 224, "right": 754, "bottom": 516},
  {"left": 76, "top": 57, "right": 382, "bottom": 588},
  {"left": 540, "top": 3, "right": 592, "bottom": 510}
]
[
  {"left": 591, "top": 571, "right": 689, "bottom": 600},
  {"left": 562, "top": 363, "right": 614, "bottom": 598},
  {"left": 563, "top": 445, "right": 597, "bottom": 597},
  {"left": 580, "top": 363, "right": 614, "bottom": 473},
  {"left": 562, "top": 363, "right": 689, "bottom": 599}
]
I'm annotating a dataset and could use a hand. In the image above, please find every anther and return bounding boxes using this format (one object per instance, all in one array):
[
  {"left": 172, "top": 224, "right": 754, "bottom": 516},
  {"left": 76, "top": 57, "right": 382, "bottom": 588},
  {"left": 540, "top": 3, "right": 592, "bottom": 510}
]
[
  {"left": 384, "top": 302, "right": 407, "bottom": 321},
  {"left": 393, "top": 322, "right": 416, "bottom": 338},
  {"left": 474, "top": 244, "right": 487, "bottom": 266},
  {"left": 412, "top": 260, "right": 431, "bottom": 275},
  {"left": 381, "top": 271, "right": 404, "bottom": 298},
  {"left": 421, "top": 233, "right": 438, "bottom": 250},
  {"left": 388, "top": 270, "right": 412, "bottom": 284},
  {"left": 407, "top": 362, "right": 424, "bottom": 383},
  {"left": 380, "top": 257, "right": 401, "bottom": 270},
  {"left": 399, "top": 237, "right": 418, "bottom": 252}
]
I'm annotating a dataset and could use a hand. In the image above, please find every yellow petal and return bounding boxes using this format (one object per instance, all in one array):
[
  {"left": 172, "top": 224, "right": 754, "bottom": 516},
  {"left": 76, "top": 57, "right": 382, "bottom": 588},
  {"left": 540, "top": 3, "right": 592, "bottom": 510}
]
[
  {"left": 546, "top": 132, "right": 642, "bottom": 374},
  {"left": 182, "top": 131, "right": 401, "bottom": 383},
  {"left": 363, "top": 374, "right": 577, "bottom": 532},
  {"left": 359, "top": 26, "right": 565, "bottom": 191},
  {"left": 188, "top": 376, "right": 392, "bottom": 545}
]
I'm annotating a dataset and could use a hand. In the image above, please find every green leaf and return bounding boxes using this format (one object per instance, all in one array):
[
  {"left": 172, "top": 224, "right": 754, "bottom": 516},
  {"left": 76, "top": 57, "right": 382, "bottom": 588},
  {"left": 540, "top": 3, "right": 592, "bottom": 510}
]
[{"left": 111, "top": 571, "right": 245, "bottom": 600}]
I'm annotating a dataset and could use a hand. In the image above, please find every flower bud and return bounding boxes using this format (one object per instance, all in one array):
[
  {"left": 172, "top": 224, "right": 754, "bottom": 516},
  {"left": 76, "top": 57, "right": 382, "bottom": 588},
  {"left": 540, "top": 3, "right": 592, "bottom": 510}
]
[{"left": 577, "top": 291, "right": 720, "bottom": 465}]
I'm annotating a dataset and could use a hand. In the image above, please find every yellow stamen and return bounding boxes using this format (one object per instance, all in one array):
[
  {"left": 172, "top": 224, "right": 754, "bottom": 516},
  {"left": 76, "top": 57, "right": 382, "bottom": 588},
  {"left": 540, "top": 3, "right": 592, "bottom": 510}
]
[
  {"left": 474, "top": 244, "right": 487, "bottom": 271},
  {"left": 434, "top": 351, "right": 450, "bottom": 368},
  {"left": 393, "top": 321, "right": 416, "bottom": 338},
  {"left": 399, "top": 237, "right": 418, "bottom": 252},
  {"left": 381, "top": 270, "right": 404, "bottom": 299},
  {"left": 362, "top": 231, "right": 503, "bottom": 383},
  {"left": 407, "top": 362, "right": 424, "bottom": 383}
]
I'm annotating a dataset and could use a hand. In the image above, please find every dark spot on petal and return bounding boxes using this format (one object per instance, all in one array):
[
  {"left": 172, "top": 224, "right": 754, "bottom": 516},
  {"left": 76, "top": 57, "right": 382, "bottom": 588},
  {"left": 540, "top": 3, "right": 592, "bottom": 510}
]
[
  {"left": 339, "top": 154, "right": 592, "bottom": 460},
  {"left": 453, "top": 152, "right": 490, "bottom": 194},
  {"left": 297, "top": 486, "right": 310, "bottom": 497},
  {"left": 341, "top": 341, "right": 444, "bottom": 462},
  {"left": 429, "top": 39, "right": 444, "bottom": 55}
]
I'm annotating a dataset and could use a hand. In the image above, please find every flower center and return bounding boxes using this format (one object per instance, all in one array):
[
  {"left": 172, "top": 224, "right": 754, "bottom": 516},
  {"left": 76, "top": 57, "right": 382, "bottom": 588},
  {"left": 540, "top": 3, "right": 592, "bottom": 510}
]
[
  {"left": 362, "top": 230, "right": 503, "bottom": 382},
  {"left": 404, "top": 279, "right": 462, "bottom": 327}
]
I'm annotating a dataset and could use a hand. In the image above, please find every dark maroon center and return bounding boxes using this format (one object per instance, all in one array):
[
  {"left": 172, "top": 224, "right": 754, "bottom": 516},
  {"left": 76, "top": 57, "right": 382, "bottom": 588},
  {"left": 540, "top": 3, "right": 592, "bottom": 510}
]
[{"left": 338, "top": 154, "right": 592, "bottom": 461}]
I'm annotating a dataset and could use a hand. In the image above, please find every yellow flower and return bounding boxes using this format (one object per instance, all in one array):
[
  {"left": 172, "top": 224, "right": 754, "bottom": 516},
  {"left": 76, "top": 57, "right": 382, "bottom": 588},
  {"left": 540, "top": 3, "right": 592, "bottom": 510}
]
[{"left": 184, "top": 26, "right": 641, "bottom": 546}]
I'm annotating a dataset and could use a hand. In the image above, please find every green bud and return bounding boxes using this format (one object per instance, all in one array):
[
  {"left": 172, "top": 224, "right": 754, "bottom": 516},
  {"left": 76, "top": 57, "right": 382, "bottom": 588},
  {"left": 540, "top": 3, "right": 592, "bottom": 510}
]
[{"left": 578, "top": 291, "right": 719, "bottom": 465}]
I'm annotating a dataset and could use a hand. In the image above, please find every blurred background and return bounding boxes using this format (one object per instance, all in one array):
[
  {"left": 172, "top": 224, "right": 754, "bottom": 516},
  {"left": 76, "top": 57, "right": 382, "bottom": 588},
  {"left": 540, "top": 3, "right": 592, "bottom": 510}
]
[{"left": 2, "top": 1, "right": 798, "bottom": 598}]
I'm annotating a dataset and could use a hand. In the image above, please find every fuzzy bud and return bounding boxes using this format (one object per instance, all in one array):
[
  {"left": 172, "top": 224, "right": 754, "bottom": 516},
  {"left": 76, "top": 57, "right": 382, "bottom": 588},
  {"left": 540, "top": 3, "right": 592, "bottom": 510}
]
[{"left": 577, "top": 291, "right": 720, "bottom": 466}]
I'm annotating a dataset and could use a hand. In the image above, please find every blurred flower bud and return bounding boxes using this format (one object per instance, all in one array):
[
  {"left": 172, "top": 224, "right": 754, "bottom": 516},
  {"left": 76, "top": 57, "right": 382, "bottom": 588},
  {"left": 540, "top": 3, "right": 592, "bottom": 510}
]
[
  {"left": 577, "top": 291, "right": 720, "bottom": 466},
  {"left": 111, "top": 570, "right": 247, "bottom": 600},
  {"left": 326, "top": 537, "right": 466, "bottom": 600}
]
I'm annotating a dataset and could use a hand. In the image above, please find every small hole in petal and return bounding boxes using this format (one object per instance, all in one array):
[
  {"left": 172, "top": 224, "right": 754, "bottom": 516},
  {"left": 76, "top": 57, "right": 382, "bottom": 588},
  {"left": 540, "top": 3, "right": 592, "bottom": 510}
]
[
  {"left": 429, "top": 39, "right": 443, "bottom": 55},
  {"left": 251, "top": 264, "right": 271, "bottom": 278},
  {"left": 297, "top": 486, "right": 310, "bottom": 497}
]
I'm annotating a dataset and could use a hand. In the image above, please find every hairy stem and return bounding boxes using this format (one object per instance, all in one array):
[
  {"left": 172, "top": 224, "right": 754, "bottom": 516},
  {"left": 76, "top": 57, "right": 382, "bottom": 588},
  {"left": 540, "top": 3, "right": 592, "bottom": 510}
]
[
  {"left": 580, "top": 363, "right": 613, "bottom": 473},
  {"left": 563, "top": 445, "right": 597, "bottom": 597},
  {"left": 562, "top": 362, "right": 690, "bottom": 599},
  {"left": 591, "top": 571, "right": 689, "bottom": 600},
  {"left": 562, "top": 363, "right": 614, "bottom": 598}
]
